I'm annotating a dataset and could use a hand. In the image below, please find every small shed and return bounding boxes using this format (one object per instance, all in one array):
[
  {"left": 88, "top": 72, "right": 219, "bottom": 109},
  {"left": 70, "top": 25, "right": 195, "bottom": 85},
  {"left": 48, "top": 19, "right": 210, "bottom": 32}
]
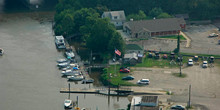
[
  {"left": 123, "top": 53, "right": 138, "bottom": 65},
  {"left": 130, "top": 96, "right": 159, "bottom": 110},
  {"left": 126, "top": 44, "right": 144, "bottom": 54}
]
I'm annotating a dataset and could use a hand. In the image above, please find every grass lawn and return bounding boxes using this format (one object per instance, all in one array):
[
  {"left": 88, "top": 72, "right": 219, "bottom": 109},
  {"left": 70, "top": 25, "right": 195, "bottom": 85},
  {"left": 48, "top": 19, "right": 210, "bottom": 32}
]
[
  {"left": 102, "top": 65, "right": 136, "bottom": 86},
  {"left": 135, "top": 53, "right": 182, "bottom": 68},
  {"left": 172, "top": 73, "right": 187, "bottom": 78},
  {"left": 159, "top": 35, "right": 186, "bottom": 40}
]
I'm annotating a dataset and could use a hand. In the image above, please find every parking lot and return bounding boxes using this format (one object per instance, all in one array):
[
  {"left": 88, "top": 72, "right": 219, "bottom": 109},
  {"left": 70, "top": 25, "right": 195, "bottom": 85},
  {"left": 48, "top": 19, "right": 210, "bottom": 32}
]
[
  {"left": 123, "top": 24, "right": 220, "bottom": 55},
  {"left": 128, "top": 63, "right": 220, "bottom": 110},
  {"left": 182, "top": 24, "right": 220, "bottom": 55}
]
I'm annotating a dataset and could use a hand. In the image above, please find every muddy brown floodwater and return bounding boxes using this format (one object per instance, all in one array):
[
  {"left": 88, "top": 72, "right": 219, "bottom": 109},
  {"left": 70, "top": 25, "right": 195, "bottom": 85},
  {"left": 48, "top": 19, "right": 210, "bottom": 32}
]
[{"left": 0, "top": 12, "right": 129, "bottom": 110}]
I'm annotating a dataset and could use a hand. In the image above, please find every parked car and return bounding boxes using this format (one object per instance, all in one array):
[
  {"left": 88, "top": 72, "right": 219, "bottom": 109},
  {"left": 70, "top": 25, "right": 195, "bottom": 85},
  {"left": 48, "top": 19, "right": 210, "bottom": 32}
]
[
  {"left": 120, "top": 68, "right": 130, "bottom": 73},
  {"left": 209, "top": 33, "right": 218, "bottom": 37},
  {"left": 171, "top": 105, "right": 185, "bottom": 110},
  {"left": 163, "top": 54, "right": 168, "bottom": 59},
  {"left": 155, "top": 52, "right": 160, "bottom": 59},
  {"left": 218, "top": 40, "right": 220, "bottom": 45},
  {"left": 188, "top": 59, "right": 193, "bottom": 66},
  {"left": 137, "top": 79, "right": 150, "bottom": 85},
  {"left": 0, "top": 48, "right": 4, "bottom": 56},
  {"left": 170, "top": 52, "right": 175, "bottom": 60},
  {"left": 209, "top": 56, "right": 214, "bottom": 63},
  {"left": 148, "top": 53, "right": 153, "bottom": 58},
  {"left": 194, "top": 56, "right": 198, "bottom": 62},
  {"left": 122, "top": 76, "right": 134, "bottom": 80},
  {"left": 202, "top": 61, "right": 208, "bottom": 68}
]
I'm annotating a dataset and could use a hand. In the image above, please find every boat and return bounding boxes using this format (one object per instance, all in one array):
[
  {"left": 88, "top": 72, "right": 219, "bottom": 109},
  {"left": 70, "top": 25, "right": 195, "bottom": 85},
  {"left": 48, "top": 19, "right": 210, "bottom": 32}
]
[
  {"left": 57, "top": 58, "right": 69, "bottom": 63},
  {"left": 64, "top": 99, "right": 73, "bottom": 109},
  {"left": 67, "top": 75, "right": 84, "bottom": 81},
  {"left": 65, "top": 48, "right": 75, "bottom": 59},
  {"left": 57, "top": 62, "right": 70, "bottom": 69},
  {"left": 82, "top": 79, "right": 94, "bottom": 84},
  {"left": 62, "top": 71, "right": 81, "bottom": 76},
  {"left": 0, "top": 48, "right": 4, "bottom": 56}
]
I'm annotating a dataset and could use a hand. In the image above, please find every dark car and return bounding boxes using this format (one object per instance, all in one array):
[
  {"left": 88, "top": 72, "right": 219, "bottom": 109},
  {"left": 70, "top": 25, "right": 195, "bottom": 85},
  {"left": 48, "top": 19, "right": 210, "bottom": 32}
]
[
  {"left": 148, "top": 53, "right": 153, "bottom": 58},
  {"left": 154, "top": 52, "right": 160, "bottom": 59},
  {"left": 171, "top": 105, "right": 185, "bottom": 110},
  {"left": 122, "top": 76, "right": 134, "bottom": 80}
]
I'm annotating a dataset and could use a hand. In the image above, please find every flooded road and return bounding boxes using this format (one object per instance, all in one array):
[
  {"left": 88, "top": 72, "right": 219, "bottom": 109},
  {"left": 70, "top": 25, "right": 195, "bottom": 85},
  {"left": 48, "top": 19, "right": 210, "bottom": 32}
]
[{"left": 0, "top": 12, "right": 129, "bottom": 110}]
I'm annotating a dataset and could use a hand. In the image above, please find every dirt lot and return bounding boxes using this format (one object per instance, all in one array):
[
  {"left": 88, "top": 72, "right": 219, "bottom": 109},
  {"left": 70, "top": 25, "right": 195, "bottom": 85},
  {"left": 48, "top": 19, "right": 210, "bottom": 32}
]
[{"left": 128, "top": 64, "right": 220, "bottom": 110}]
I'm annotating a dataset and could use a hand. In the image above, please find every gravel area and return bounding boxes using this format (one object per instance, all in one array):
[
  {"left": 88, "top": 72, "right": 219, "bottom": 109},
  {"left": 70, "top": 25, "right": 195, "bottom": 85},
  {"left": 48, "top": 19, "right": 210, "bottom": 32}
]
[{"left": 127, "top": 64, "right": 220, "bottom": 110}]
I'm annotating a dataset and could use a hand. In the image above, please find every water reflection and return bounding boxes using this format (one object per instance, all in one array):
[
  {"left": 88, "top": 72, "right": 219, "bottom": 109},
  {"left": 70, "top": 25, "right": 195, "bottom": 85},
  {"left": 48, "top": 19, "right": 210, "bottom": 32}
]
[{"left": 0, "top": 0, "right": 4, "bottom": 13}]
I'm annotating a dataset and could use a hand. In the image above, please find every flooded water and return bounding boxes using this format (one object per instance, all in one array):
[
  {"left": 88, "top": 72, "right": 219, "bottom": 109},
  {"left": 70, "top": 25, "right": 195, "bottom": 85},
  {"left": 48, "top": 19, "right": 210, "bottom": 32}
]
[{"left": 0, "top": 3, "right": 129, "bottom": 110}]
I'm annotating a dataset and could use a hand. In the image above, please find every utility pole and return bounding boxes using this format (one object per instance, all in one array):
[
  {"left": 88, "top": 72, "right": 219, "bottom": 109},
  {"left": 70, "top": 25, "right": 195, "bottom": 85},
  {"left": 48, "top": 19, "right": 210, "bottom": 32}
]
[
  {"left": 178, "top": 31, "right": 182, "bottom": 76},
  {"left": 188, "top": 85, "right": 191, "bottom": 108},
  {"left": 89, "top": 50, "right": 92, "bottom": 74},
  {"left": 68, "top": 83, "right": 70, "bottom": 99},
  {"left": 114, "top": 52, "right": 116, "bottom": 76}
]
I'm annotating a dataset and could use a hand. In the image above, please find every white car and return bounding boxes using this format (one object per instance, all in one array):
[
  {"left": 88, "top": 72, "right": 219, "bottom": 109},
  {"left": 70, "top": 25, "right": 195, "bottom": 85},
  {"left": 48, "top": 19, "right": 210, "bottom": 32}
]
[
  {"left": 209, "top": 33, "right": 218, "bottom": 37},
  {"left": 188, "top": 59, "right": 193, "bottom": 66},
  {"left": 202, "top": 61, "right": 208, "bottom": 68},
  {"left": 137, "top": 79, "right": 150, "bottom": 85},
  {"left": 64, "top": 99, "right": 73, "bottom": 109}
]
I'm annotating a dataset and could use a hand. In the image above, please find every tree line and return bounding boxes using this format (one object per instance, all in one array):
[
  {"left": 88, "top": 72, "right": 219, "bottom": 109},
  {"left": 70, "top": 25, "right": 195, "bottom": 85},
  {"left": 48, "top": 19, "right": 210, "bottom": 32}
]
[{"left": 54, "top": 0, "right": 220, "bottom": 59}]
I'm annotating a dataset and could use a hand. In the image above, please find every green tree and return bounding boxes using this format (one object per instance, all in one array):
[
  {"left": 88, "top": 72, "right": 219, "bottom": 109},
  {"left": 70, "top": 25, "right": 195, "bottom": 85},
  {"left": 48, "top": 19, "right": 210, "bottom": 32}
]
[
  {"left": 74, "top": 8, "right": 100, "bottom": 35},
  {"left": 127, "top": 10, "right": 147, "bottom": 21},
  {"left": 157, "top": 12, "right": 173, "bottom": 19},
  {"left": 149, "top": 7, "right": 163, "bottom": 18},
  {"left": 80, "top": 17, "right": 125, "bottom": 57},
  {"left": 108, "top": 32, "right": 125, "bottom": 55},
  {"left": 54, "top": 9, "right": 75, "bottom": 36}
]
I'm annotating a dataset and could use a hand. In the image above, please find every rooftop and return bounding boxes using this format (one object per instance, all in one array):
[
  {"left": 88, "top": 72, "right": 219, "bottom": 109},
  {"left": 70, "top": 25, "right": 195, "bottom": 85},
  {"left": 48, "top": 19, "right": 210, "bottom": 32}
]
[
  {"left": 126, "top": 44, "right": 143, "bottom": 50},
  {"left": 124, "top": 18, "right": 185, "bottom": 33}
]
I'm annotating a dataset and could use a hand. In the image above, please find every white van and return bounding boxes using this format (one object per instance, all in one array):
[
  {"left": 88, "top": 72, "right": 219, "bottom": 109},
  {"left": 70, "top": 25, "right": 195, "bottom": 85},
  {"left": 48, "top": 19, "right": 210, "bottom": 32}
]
[{"left": 55, "top": 36, "right": 66, "bottom": 49}]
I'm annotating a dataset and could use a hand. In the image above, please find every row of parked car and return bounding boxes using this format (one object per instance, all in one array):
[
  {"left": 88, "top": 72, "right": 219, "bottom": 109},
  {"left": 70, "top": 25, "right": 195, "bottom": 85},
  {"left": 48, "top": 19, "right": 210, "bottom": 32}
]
[
  {"left": 187, "top": 56, "right": 215, "bottom": 68},
  {"left": 148, "top": 52, "right": 180, "bottom": 60}
]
